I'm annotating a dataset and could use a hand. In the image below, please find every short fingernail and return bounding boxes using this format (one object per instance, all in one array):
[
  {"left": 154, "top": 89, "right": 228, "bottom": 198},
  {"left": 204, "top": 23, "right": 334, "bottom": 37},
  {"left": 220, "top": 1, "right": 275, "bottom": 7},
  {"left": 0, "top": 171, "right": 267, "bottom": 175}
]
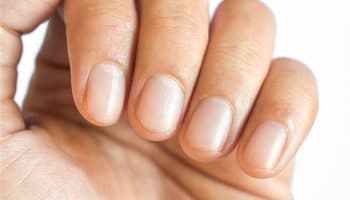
[
  {"left": 85, "top": 63, "right": 125, "bottom": 125},
  {"left": 243, "top": 121, "right": 287, "bottom": 169},
  {"left": 185, "top": 97, "right": 233, "bottom": 152},
  {"left": 136, "top": 75, "right": 184, "bottom": 134}
]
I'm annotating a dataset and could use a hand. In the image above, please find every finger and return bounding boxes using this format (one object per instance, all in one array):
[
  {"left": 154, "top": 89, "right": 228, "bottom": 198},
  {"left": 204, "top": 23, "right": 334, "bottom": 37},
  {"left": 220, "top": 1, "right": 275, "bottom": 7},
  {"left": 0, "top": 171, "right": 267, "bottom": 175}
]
[
  {"left": 127, "top": 0, "right": 209, "bottom": 140},
  {"left": 0, "top": 0, "right": 60, "bottom": 137},
  {"left": 237, "top": 58, "right": 318, "bottom": 178},
  {"left": 23, "top": 14, "right": 74, "bottom": 120},
  {"left": 179, "top": 0, "right": 275, "bottom": 161},
  {"left": 64, "top": 0, "right": 138, "bottom": 126}
]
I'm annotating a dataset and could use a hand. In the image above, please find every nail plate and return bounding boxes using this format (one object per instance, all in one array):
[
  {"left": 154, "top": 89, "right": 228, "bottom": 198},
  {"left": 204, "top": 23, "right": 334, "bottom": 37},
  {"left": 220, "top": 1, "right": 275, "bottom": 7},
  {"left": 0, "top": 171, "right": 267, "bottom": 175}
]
[
  {"left": 185, "top": 97, "right": 233, "bottom": 152},
  {"left": 136, "top": 75, "right": 184, "bottom": 134},
  {"left": 244, "top": 121, "right": 287, "bottom": 169},
  {"left": 85, "top": 63, "right": 125, "bottom": 125}
]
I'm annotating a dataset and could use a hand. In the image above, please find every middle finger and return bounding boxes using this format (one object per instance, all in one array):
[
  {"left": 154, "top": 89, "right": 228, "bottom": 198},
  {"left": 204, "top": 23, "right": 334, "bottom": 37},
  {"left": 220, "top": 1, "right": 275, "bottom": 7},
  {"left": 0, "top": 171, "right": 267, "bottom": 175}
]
[{"left": 128, "top": 0, "right": 209, "bottom": 141}]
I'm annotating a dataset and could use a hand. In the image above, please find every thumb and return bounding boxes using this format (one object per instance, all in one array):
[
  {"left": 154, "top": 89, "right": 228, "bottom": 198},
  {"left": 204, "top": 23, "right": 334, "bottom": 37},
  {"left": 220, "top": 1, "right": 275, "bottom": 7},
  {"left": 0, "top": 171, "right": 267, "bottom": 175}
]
[{"left": 0, "top": 0, "right": 60, "bottom": 137}]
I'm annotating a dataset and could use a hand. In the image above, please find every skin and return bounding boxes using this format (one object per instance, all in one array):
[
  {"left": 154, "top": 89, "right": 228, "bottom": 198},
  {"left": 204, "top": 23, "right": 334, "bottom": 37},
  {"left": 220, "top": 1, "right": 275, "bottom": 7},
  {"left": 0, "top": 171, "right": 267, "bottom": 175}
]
[{"left": 0, "top": 0, "right": 318, "bottom": 199}]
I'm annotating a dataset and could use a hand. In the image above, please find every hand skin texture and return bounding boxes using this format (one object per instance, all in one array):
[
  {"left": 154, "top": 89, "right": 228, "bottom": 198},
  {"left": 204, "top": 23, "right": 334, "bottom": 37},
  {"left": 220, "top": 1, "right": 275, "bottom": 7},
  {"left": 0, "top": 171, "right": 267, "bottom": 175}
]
[{"left": 0, "top": 0, "right": 318, "bottom": 199}]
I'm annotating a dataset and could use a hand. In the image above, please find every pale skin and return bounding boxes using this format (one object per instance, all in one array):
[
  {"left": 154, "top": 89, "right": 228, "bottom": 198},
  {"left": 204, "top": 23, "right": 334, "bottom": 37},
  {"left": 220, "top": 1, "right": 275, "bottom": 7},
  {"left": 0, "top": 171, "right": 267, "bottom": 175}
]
[{"left": 0, "top": 0, "right": 318, "bottom": 199}]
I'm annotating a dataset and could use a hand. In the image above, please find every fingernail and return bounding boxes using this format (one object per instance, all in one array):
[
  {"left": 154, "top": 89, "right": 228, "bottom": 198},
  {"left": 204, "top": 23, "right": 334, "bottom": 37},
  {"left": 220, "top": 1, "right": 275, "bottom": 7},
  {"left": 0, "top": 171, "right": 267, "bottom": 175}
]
[
  {"left": 136, "top": 75, "right": 184, "bottom": 134},
  {"left": 244, "top": 121, "right": 287, "bottom": 169},
  {"left": 85, "top": 63, "right": 125, "bottom": 125},
  {"left": 185, "top": 97, "right": 233, "bottom": 152}
]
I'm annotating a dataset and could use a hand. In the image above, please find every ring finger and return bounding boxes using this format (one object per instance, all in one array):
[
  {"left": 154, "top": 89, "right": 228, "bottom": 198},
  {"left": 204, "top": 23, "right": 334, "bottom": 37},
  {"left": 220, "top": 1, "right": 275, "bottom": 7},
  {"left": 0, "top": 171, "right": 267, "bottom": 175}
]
[{"left": 180, "top": 0, "right": 276, "bottom": 161}]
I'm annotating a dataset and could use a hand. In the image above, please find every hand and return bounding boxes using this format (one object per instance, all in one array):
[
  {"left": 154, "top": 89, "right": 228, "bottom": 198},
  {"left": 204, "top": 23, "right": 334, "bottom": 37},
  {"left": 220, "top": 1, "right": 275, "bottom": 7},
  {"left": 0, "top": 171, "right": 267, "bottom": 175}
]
[{"left": 1, "top": 0, "right": 318, "bottom": 199}]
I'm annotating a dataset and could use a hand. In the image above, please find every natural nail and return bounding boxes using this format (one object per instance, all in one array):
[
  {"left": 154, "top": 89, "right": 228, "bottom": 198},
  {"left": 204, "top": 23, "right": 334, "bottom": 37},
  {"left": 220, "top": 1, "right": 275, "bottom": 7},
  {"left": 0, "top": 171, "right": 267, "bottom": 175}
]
[
  {"left": 85, "top": 63, "right": 125, "bottom": 125},
  {"left": 243, "top": 121, "right": 287, "bottom": 169},
  {"left": 136, "top": 75, "right": 184, "bottom": 134},
  {"left": 185, "top": 97, "right": 233, "bottom": 152}
]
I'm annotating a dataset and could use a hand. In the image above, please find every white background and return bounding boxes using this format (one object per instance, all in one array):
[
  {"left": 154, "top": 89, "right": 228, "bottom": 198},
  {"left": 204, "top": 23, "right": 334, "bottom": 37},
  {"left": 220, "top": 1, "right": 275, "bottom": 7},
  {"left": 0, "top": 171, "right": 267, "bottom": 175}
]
[{"left": 14, "top": 0, "right": 350, "bottom": 199}]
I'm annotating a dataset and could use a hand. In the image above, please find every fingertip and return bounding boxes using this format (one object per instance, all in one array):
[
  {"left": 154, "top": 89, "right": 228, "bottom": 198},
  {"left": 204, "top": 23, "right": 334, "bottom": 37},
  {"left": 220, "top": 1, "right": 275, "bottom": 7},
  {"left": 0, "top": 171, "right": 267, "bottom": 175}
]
[{"left": 236, "top": 57, "right": 319, "bottom": 179}]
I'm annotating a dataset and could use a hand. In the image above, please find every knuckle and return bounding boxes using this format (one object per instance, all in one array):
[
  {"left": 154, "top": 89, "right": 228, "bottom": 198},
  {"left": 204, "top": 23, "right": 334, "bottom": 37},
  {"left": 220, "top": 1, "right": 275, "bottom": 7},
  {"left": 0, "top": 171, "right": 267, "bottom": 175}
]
[
  {"left": 263, "top": 102, "right": 295, "bottom": 120},
  {"left": 91, "top": 8, "right": 137, "bottom": 33},
  {"left": 259, "top": 91, "right": 316, "bottom": 121},
  {"left": 68, "top": 3, "right": 138, "bottom": 34},
  {"left": 146, "top": 10, "right": 205, "bottom": 40},
  {"left": 210, "top": 42, "right": 263, "bottom": 76},
  {"left": 0, "top": 27, "right": 21, "bottom": 69}
]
